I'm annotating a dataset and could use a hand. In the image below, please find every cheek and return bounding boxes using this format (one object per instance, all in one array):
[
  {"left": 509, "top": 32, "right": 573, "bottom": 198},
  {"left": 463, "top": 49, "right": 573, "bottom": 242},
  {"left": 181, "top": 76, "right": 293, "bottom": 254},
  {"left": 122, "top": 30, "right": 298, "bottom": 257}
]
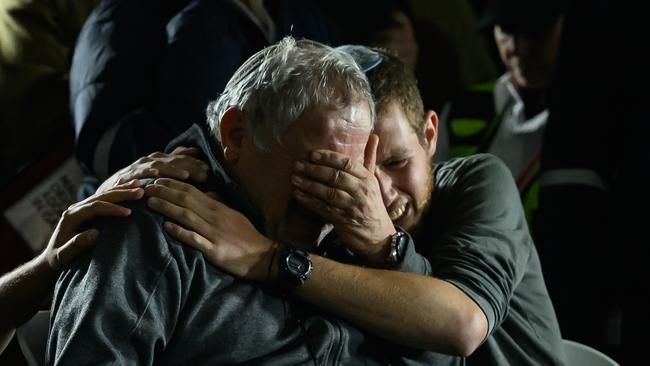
[
  {"left": 258, "top": 155, "right": 294, "bottom": 214},
  {"left": 407, "top": 162, "right": 431, "bottom": 201},
  {"left": 390, "top": 168, "right": 420, "bottom": 200}
]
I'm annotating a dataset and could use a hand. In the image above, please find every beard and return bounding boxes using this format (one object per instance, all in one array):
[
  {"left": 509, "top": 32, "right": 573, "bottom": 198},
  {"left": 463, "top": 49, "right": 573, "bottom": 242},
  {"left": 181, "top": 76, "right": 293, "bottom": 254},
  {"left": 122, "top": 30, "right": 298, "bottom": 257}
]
[{"left": 404, "top": 162, "right": 434, "bottom": 234}]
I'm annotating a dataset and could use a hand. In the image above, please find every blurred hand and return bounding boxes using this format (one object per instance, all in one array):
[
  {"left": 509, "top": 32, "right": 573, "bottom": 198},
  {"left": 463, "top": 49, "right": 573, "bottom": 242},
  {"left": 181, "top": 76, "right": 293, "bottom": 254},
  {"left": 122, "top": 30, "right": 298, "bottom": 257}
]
[
  {"left": 97, "top": 147, "right": 210, "bottom": 194},
  {"left": 43, "top": 180, "right": 144, "bottom": 272},
  {"left": 144, "top": 178, "right": 275, "bottom": 282},
  {"left": 291, "top": 134, "right": 395, "bottom": 262}
]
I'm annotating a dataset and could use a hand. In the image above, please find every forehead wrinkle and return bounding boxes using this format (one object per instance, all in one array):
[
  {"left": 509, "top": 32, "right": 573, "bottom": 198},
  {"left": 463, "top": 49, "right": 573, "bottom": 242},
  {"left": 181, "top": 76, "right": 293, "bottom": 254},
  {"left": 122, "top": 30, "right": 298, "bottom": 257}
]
[{"left": 311, "top": 127, "right": 368, "bottom": 157}]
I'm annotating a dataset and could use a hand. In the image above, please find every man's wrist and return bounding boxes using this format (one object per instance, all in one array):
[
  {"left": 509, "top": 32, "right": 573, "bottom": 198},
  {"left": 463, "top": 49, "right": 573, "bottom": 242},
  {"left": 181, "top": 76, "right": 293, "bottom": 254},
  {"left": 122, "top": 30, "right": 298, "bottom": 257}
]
[
  {"left": 266, "top": 242, "right": 281, "bottom": 284},
  {"left": 365, "top": 227, "right": 409, "bottom": 266},
  {"left": 36, "top": 252, "right": 60, "bottom": 278},
  {"left": 364, "top": 227, "right": 398, "bottom": 264}
]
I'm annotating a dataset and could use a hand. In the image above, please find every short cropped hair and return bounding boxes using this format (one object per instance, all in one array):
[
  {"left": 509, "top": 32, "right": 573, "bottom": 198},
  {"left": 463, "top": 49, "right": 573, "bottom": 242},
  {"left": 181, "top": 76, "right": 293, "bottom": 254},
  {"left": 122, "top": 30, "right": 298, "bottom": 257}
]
[
  {"left": 207, "top": 37, "right": 375, "bottom": 150},
  {"left": 366, "top": 49, "right": 425, "bottom": 145}
]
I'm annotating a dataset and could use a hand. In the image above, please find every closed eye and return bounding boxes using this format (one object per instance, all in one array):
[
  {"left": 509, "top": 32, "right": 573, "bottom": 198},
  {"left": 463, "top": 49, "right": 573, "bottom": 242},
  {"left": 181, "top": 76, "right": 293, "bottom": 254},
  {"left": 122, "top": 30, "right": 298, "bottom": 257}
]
[{"left": 383, "top": 159, "right": 408, "bottom": 170}]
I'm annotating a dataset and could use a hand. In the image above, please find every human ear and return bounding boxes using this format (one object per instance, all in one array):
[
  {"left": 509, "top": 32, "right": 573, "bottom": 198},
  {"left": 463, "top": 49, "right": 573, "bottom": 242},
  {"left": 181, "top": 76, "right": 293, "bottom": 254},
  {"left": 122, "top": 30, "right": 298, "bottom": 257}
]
[
  {"left": 219, "top": 107, "right": 246, "bottom": 163},
  {"left": 422, "top": 110, "right": 438, "bottom": 157}
]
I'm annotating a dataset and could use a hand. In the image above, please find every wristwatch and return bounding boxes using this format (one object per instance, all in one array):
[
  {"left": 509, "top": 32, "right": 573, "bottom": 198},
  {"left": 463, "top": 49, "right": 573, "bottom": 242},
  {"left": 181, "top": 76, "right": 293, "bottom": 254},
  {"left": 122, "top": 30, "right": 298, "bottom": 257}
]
[
  {"left": 278, "top": 244, "right": 313, "bottom": 291},
  {"left": 385, "top": 229, "right": 408, "bottom": 264}
]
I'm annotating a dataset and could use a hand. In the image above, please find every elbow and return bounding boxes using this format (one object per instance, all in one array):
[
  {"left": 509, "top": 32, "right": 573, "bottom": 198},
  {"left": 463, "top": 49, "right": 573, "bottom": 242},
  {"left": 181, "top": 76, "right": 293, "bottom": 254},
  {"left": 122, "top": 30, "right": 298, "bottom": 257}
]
[
  {"left": 417, "top": 306, "right": 488, "bottom": 356},
  {"left": 452, "top": 308, "right": 488, "bottom": 357}
]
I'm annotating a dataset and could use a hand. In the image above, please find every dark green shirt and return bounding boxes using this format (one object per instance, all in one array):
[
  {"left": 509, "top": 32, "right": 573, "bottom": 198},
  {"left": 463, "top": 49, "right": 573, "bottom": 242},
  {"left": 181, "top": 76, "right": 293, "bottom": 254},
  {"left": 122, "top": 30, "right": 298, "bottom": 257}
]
[{"left": 419, "top": 154, "right": 566, "bottom": 365}]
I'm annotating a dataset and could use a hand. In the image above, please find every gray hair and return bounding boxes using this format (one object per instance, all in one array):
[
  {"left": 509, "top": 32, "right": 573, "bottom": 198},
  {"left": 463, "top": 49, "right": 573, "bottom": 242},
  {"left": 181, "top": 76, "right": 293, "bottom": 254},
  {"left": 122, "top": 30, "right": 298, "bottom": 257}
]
[{"left": 206, "top": 37, "right": 375, "bottom": 150}]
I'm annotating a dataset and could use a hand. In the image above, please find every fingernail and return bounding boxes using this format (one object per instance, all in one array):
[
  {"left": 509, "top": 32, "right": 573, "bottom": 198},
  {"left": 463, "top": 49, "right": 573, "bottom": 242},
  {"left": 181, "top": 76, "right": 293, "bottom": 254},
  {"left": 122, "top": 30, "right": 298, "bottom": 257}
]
[
  {"left": 295, "top": 161, "right": 305, "bottom": 171},
  {"left": 147, "top": 197, "right": 159, "bottom": 206},
  {"left": 311, "top": 151, "right": 321, "bottom": 161},
  {"left": 291, "top": 175, "right": 303, "bottom": 185}
]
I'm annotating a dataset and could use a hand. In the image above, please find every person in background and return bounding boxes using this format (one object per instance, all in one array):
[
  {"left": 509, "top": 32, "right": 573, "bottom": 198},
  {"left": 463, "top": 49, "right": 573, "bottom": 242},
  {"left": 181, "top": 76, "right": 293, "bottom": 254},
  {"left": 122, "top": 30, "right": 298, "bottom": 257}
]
[
  {"left": 1, "top": 0, "right": 101, "bottom": 304},
  {"left": 0, "top": 0, "right": 99, "bottom": 185},
  {"left": 436, "top": 0, "right": 565, "bottom": 223},
  {"left": 319, "top": 0, "right": 498, "bottom": 113},
  {"left": 71, "top": 0, "right": 332, "bottom": 196}
]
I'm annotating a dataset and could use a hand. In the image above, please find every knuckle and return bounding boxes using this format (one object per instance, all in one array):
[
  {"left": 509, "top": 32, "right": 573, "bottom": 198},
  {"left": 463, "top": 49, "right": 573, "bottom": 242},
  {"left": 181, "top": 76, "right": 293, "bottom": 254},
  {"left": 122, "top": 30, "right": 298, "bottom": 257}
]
[
  {"left": 88, "top": 200, "right": 103, "bottom": 209},
  {"left": 190, "top": 231, "right": 202, "bottom": 243},
  {"left": 181, "top": 210, "right": 194, "bottom": 222},
  {"left": 359, "top": 185, "right": 371, "bottom": 197},
  {"left": 179, "top": 192, "right": 191, "bottom": 204},
  {"left": 350, "top": 207, "right": 362, "bottom": 217},
  {"left": 61, "top": 208, "right": 73, "bottom": 219},
  {"left": 341, "top": 157, "right": 352, "bottom": 172},
  {"left": 180, "top": 183, "right": 193, "bottom": 193},
  {"left": 330, "top": 169, "right": 341, "bottom": 185},
  {"left": 168, "top": 223, "right": 181, "bottom": 234},
  {"left": 326, "top": 187, "right": 337, "bottom": 202}
]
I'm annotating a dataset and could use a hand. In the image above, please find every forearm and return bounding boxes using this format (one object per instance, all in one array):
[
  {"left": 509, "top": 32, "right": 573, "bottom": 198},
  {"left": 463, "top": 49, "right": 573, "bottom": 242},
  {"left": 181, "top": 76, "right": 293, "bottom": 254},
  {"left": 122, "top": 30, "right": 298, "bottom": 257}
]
[
  {"left": 294, "top": 255, "right": 487, "bottom": 356},
  {"left": 0, "top": 255, "right": 56, "bottom": 336}
]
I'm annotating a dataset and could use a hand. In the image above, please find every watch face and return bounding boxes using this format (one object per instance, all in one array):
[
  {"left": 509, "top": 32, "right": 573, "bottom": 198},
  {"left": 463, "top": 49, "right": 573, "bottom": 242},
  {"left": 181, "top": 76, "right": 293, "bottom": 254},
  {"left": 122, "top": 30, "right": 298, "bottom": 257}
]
[
  {"left": 286, "top": 251, "right": 312, "bottom": 279},
  {"left": 288, "top": 253, "right": 307, "bottom": 273},
  {"left": 279, "top": 246, "right": 313, "bottom": 290}
]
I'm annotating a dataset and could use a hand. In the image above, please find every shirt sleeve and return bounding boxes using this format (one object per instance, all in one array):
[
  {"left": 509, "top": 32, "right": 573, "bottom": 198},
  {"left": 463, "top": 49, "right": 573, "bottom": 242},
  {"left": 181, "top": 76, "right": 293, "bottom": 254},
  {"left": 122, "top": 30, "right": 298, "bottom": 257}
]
[
  {"left": 46, "top": 200, "right": 197, "bottom": 365},
  {"left": 428, "top": 154, "right": 532, "bottom": 335}
]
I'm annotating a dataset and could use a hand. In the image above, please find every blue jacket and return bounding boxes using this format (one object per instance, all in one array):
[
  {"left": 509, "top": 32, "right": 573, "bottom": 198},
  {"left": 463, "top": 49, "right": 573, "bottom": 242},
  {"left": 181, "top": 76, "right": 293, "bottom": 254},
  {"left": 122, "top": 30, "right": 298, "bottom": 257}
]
[{"left": 70, "top": 0, "right": 333, "bottom": 180}]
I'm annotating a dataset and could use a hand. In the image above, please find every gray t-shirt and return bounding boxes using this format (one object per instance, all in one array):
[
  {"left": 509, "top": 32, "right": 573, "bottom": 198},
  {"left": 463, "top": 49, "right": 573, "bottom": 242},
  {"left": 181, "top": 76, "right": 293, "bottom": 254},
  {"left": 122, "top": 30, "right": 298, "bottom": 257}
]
[{"left": 420, "top": 154, "right": 566, "bottom": 365}]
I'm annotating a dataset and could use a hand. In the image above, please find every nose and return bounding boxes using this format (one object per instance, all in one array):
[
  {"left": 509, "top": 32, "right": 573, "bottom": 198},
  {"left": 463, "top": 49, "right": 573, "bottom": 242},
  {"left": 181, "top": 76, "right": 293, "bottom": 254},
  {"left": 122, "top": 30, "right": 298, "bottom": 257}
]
[
  {"left": 496, "top": 28, "right": 531, "bottom": 59},
  {"left": 375, "top": 168, "right": 398, "bottom": 207}
]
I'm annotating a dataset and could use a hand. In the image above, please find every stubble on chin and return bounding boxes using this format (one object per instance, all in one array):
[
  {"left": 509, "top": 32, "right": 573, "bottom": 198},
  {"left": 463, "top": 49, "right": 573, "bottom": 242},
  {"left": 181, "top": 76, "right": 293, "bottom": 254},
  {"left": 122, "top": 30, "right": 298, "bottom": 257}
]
[{"left": 407, "top": 163, "right": 435, "bottom": 236}]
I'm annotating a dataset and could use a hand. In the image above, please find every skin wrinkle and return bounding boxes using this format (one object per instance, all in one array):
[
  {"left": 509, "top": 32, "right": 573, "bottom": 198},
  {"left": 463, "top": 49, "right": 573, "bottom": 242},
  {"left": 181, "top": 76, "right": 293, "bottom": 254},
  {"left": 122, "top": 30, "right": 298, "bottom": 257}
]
[{"left": 246, "top": 100, "right": 373, "bottom": 250}]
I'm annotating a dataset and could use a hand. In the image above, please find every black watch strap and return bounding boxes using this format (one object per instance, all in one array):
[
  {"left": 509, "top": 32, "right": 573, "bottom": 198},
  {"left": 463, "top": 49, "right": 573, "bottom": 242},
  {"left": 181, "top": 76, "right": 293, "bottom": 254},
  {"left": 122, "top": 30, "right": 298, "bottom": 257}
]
[{"left": 384, "top": 228, "right": 409, "bottom": 264}]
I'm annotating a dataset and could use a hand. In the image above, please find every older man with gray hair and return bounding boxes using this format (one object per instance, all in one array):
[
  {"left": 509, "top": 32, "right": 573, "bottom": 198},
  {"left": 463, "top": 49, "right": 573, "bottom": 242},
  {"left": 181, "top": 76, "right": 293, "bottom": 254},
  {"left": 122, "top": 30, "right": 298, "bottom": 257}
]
[{"left": 47, "top": 38, "right": 457, "bottom": 365}]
